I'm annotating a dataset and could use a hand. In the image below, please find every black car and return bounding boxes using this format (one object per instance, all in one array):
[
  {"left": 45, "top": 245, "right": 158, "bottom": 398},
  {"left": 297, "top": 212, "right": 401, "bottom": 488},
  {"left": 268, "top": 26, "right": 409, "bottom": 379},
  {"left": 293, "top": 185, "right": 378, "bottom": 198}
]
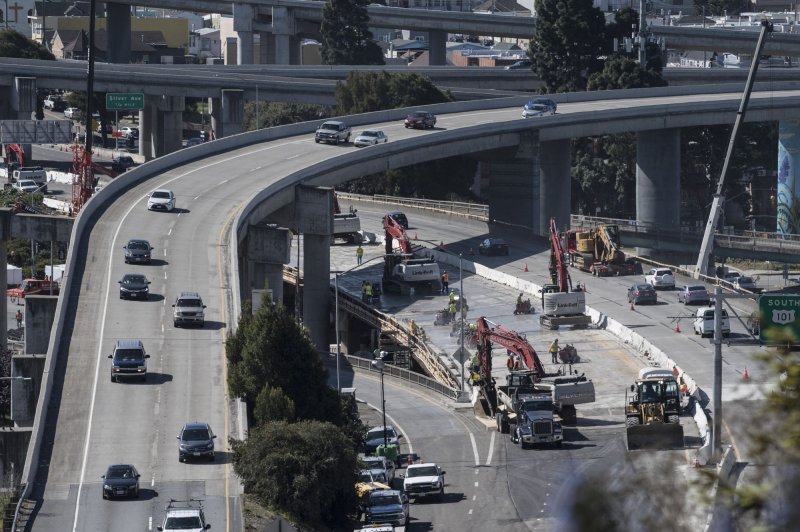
[
  {"left": 102, "top": 464, "right": 140, "bottom": 499},
  {"left": 478, "top": 238, "right": 509, "bottom": 256},
  {"left": 108, "top": 339, "right": 150, "bottom": 382},
  {"left": 404, "top": 111, "right": 436, "bottom": 129},
  {"left": 118, "top": 273, "right": 150, "bottom": 300},
  {"left": 111, "top": 156, "right": 135, "bottom": 172},
  {"left": 505, "top": 59, "right": 532, "bottom": 70},
  {"left": 178, "top": 422, "right": 217, "bottom": 462},
  {"left": 384, "top": 211, "right": 409, "bottom": 229},
  {"left": 627, "top": 283, "right": 657, "bottom": 305},
  {"left": 123, "top": 239, "right": 153, "bottom": 264}
]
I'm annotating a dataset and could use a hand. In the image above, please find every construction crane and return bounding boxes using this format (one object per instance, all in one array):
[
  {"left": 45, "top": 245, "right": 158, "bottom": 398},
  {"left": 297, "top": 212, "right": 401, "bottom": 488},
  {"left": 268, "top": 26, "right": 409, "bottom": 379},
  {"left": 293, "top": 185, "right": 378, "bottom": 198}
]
[
  {"left": 540, "top": 217, "right": 592, "bottom": 330},
  {"left": 3, "top": 143, "right": 26, "bottom": 167},
  {"left": 474, "top": 316, "right": 547, "bottom": 386}
]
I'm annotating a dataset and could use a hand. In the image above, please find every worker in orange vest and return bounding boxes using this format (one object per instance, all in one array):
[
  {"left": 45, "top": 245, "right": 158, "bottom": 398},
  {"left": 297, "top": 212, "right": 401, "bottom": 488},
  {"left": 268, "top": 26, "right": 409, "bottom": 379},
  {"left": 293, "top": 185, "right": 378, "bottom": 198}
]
[{"left": 441, "top": 271, "right": 449, "bottom": 294}]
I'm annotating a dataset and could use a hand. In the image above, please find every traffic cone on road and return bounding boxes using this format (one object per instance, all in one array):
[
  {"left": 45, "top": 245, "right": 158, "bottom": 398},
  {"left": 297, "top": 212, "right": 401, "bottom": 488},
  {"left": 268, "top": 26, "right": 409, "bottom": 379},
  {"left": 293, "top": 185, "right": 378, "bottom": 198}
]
[
  {"left": 523, "top": 264, "right": 529, "bottom": 273},
  {"left": 675, "top": 321, "right": 681, "bottom": 333},
  {"left": 413, "top": 233, "right": 418, "bottom": 240},
  {"left": 743, "top": 367, "right": 749, "bottom": 381}
]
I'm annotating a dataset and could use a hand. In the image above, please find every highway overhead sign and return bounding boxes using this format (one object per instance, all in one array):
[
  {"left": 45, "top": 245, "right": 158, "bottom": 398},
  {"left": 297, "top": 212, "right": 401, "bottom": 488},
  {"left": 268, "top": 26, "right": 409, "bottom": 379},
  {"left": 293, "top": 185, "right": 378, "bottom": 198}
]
[
  {"left": 758, "top": 294, "right": 800, "bottom": 345},
  {"left": 106, "top": 93, "right": 144, "bottom": 110}
]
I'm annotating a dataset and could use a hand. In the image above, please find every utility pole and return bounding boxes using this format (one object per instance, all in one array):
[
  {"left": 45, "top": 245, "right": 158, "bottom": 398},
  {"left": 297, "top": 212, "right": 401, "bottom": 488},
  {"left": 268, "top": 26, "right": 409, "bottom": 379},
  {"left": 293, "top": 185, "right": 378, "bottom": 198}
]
[{"left": 638, "top": 0, "right": 646, "bottom": 65}]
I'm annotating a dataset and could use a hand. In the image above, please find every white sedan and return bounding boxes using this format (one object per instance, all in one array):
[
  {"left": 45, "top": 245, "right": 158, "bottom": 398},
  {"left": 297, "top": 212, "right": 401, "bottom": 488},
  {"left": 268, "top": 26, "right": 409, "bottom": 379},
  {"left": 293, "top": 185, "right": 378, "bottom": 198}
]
[
  {"left": 353, "top": 129, "right": 388, "bottom": 147},
  {"left": 147, "top": 189, "right": 176, "bottom": 211}
]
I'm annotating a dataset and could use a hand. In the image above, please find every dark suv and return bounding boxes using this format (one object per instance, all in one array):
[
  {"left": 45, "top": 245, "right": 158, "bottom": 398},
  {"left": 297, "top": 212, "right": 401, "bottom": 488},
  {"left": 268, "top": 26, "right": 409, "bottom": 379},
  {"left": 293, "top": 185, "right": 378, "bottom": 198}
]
[
  {"left": 123, "top": 239, "right": 153, "bottom": 264},
  {"left": 108, "top": 339, "right": 150, "bottom": 382},
  {"left": 177, "top": 422, "right": 216, "bottom": 462}
]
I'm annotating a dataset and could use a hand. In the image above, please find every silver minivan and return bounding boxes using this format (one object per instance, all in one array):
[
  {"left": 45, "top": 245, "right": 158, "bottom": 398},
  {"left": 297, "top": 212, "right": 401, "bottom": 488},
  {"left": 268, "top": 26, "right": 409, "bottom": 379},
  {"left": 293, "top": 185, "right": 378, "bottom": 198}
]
[{"left": 693, "top": 307, "right": 730, "bottom": 338}]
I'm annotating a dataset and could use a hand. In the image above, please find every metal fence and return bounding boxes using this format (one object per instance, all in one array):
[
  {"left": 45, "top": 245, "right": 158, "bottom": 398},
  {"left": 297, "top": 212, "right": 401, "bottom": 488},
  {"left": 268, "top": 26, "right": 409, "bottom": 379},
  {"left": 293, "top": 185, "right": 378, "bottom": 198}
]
[
  {"left": 345, "top": 354, "right": 461, "bottom": 401},
  {"left": 336, "top": 192, "right": 489, "bottom": 221}
]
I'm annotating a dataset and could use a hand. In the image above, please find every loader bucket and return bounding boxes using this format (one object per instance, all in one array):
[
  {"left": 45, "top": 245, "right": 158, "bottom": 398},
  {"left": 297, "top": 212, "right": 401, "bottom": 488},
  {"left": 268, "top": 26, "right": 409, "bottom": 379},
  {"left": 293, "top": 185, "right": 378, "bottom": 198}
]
[{"left": 626, "top": 423, "right": 685, "bottom": 451}]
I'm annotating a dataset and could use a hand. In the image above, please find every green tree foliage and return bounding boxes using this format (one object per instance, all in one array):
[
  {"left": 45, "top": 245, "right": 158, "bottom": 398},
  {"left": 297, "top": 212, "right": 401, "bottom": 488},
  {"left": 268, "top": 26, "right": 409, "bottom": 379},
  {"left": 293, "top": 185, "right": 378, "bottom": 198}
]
[
  {"left": 254, "top": 386, "right": 296, "bottom": 424},
  {"left": 604, "top": 7, "right": 639, "bottom": 53},
  {"left": 335, "top": 71, "right": 452, "bottom": 115},
  {"left": 320, "top": 0, "right": 384, "bottom": 65},
  {"left": 244, "top": 102, "right": 332, "bottom": 131},
  {"left": 231, "top": 420, "right": 358, "bottom": 528},
  {"left": 226, "top": 300, "right": 344, "bottom": 426},
  {"left": 530, "top": 0, "right": 606, "bottom": 93},
  {"left": 587, "top": 56, "right": 667, "bottom": 91},
  {"left": 0, "top": 29, "right": 55, "bottom": 60},
  {"left": 571, "top": 135, "right": 636, "bottom": 217}
]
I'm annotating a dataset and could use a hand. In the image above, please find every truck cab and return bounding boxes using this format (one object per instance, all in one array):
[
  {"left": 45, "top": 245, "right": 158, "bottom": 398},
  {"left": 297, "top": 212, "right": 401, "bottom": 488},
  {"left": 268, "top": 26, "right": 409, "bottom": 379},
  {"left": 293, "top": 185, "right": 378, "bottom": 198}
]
[{"left": 510, "top": 393, "right": 563, "bottom": 449}]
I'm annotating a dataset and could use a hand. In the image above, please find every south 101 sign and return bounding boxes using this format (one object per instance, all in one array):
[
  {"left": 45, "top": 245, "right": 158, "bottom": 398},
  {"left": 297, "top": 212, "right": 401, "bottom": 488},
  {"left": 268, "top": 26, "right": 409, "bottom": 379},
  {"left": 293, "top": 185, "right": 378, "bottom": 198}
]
[{"left": 758, "top": 294, "right": 800, "bottom": 345}]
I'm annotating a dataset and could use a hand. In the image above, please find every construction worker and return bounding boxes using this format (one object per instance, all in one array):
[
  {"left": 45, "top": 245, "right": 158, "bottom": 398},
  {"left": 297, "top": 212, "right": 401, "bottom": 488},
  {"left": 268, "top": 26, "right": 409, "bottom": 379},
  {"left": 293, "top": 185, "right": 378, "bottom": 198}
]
[
  {"left": 517, "top": 293, "right": 523, "bottom": 306},
  {"left": 548, "top": 339, "right": 559, "bottom": 364},
  {"left": 364, "top": 282, "right": 373, "bottom": 303},
  {"left": 506, "top": 355, "right": 514, "bottom": 371},
  {"left": 356, "top": 245, "right": 364, "bottom": 265},
  {"left": 448, "top": 301, "right": 457, "bottom": 321},
  {"left": 15, "top": 309, "right": 22, "bottom": 329},
  {"left": 441, "top": 270, "right": 449, "bottom": 294},
  {"left": 513, "top": 356, "right": 522, "bottom": 370},
  {"left": 361, "top": 281, "right": 368, "bottom": 303},
  {"left": 448, "top": 290, "right": 456, "bottom": 305},
  {"left": 410, "top": 320, "right": 418, "bottom": 337}
]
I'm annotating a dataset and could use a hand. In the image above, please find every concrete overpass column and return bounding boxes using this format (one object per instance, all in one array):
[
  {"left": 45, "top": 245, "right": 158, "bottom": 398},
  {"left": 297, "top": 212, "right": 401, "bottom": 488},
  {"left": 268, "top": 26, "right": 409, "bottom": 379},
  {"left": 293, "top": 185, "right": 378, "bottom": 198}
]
[
  {"left": 296, "top": 186, "right": 334, "bottom": 351},
  {"left": 234, "top": 3, "right": 255, "bottom": 65},
  {"left": 246, "top": 224, "right": 291, "bottom": 307},
  {"left": 485, "top": 130, "right": 543, "bottom": 235},
  {"left": 139, "top": 95, "right": 158, "bottom": 160},
  {"left": 209, "top": 90, "right": 244, "bottom": 138},
  {"left": 105, "top": 3, "right": 131, "bottom": 64},
  {"left": 636, "top": 128, "right": 681, "bottom": 257},
  {"left": 428, "top": 30, "right": 447, "bottom": 66},
  {"left": 272, "top": 6, "right": 296, "bottom": 65},
  {"left": 11, "top": 77, "right": 36, "bottom": 163},
  {"left": 259, "top": 32, "right": 275, "bottom": 64},
  {"left": 24, "top": 296, "right": 57, "bottom": 355},
  {"left": 139, "top": 95, "right": 184, "bottom": 159},
  {"left": 539, "top": 139, "right": 571, "bottom": 233}
]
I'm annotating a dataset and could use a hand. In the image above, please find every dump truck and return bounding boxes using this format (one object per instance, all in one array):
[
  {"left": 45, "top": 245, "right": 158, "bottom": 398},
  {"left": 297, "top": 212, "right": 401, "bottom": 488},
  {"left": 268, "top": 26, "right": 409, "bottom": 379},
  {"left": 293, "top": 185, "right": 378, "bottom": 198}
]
[
  {"left": 625, "top": 368, "right": 684, "bottom": 450},
  {"left": 494, "top": 372, "right": 563, "bottom": 448},
  {"left": 539, "top": 218, "right": 591, "bottom": 330}
]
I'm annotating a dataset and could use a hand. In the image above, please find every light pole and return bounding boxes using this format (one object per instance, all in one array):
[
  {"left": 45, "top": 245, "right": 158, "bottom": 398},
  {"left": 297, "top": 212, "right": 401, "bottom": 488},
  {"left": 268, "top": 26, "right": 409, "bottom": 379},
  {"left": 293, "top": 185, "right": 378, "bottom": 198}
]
[
  {"left": 459, "top": 253, "right": 464, "bottom": 392},
  {"left": 372, "top": 355, "right": 388, "bottom": 450},
  {"left": 333, "top": 253, "right": 386, "bottom": 391}
]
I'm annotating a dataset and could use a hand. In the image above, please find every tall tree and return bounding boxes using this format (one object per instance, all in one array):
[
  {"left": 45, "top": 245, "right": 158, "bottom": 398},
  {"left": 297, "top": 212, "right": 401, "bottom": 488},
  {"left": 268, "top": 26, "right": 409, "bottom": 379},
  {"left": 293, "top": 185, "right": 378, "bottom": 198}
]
[
  {"left": 587, "top": 56, "right": 667, "bottom": 91},
  {"left": 244, "top": 102, "right": 331, "bottom": 131},
  {"left": 335, "top": 71, "right": 451, "bottom": 115},
  {"left": 529, "top": 0, "right": 606, "bottom": 93},
  {"left": 0, "top": 29, "right": 55, "bottom": 60},
  {"left": 320, "top": 0, "right": 384, "bottom": 65}
]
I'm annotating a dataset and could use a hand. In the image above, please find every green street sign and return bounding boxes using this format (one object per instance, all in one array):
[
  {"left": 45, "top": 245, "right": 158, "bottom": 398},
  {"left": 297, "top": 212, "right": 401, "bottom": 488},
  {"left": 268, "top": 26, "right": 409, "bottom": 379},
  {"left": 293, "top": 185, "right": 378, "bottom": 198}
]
[
  {"left": 105, "top": 92, "right": 144, "bottom": 110},
  {"left": 758, "top": 294, "right": 800, "bottom": 345}
]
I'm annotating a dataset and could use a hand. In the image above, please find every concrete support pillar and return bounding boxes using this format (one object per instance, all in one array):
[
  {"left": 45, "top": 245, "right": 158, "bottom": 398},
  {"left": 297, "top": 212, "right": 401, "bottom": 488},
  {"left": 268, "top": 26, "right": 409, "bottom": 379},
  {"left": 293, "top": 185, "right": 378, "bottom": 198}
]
[
  {"left": 105, "top": 3, "right": 131, "bottom": 64},
  {"left": 636, "top": 128, "right": 681, "bottom": 256},
  {"left": 539, "top": 139, "right": 572, "bottom": 233},
  {"left": 485, "top": 130, "right": 543, "bottom": 235},
  {"left": 428, "top": 30, "right": 447, "bottom": 66},
  {"left": 234, "top": 3, "right": 255, "bottom": 65},
  {"left": 272, "top": 6, "right": 295, "bottom": 65},
  {"left": 296, "top": 186, "right": 334, "bottom": 351},
  {"left": 209, "top": 90, "right": 244, "bottom": 138},
  {"left": 10, "top": 356, "right": 44, "bottom": 427},
  {"left": 139, "top": 95, "right": 184, "bottom": 160},
  {"left": 246, "top": 224, "right": 291, "bottom": 308},
  {"left": 259, "top": 32, "right": 275, "bottom": 64},
  {"left": 24, "top": 296, "right": 57, "bottom": 355},
  {"left": 11, "top": 77, "right": 36, "bottom": 163}
]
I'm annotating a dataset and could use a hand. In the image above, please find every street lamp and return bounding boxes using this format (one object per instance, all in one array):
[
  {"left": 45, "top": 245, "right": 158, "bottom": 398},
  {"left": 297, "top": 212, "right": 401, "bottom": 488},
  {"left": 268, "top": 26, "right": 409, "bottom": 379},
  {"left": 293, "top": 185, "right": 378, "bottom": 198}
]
[
  {"left": 0, "top": 377, "right": 31, "bottom": 381},
  {"left": 333, "top": 253, "right": 387, "bottom": 392},
  {"left": 372, "top": 355, "right": 388, "bottom": 450},
  {"left": 459, "top": 253, "right": 464, "bottom": 392}
]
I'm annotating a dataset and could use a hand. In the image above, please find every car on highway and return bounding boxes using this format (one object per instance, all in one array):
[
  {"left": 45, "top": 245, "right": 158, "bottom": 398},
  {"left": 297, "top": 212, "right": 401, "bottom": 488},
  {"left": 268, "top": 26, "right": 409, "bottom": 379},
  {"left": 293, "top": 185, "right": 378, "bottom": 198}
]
[
  {"left": 118, "top": 273, "right": 150, "bottom": 300},
  {"left": 157, "top": 499, "right": 210, "bottom": 531},
  {"left": 148, "top": 189, "right": 176, "bottom": 211},
  {"left": 385, "top": 211, "right": 409, "bottom": 229},
  {"left": 693, "top": 307, "right": 731, "bottom": 338},
  {"left": 627, "top": 283, "right": 657, "bottom": 305},
  {"left": 13, "top": 179, "right": 40, "bottom": 193},
  {"left": 119, "top": 126, "right": 139, "bottom": 139},
  {"left": 108, "top": 339, "right": 150, "bottom": 383},
  {"left": 402, "top": 462, "right": 445, "bottom": 501},
  {"left": 315, "top": 120, "right": 351, "bottom": 144},
  {"left": 364, "top": 425, "right": 401, "bottom": 455},
  {"left": 722, "top": 270, "right": 742, "bottom": 283},
  {"left": 354, "top": 129, "right": 388, "bottom": 147},
  {"left": 123, "top": 239, "right": 153, "bottom": 264},
  {"left": 478, "top": 237, "right": 509, "bottom": 256},
  {"left": 733, "top": 276, "right": 759, "bottom": 292},
  {"left": 522, "top": 98, "right": 557, "bottom": 118},
  {"left": 111, "top": 155, "right": 135, "bottom": 172},
  {"left": 644, "top": 268, "right": 675, "bottom": 290},
  {"left": 185, "top": 137, "right": 203, "bottom": 148},
  {"left": 361, "top": 455, "right": 396, "bottom": 484},
  {"left": 404, "top": 110, "right": 436, "bottom": 129},
  {"left": 101, "top": 464, "right": 140, "bottom": 500},
  {"left": 177, "top": 422, "right": 216, "bottom": 462},
  {"left": 64, "top": 107, "right": 80, "bottom": 119},
  {"left": 677, "top": 284, "right": 711, "bottom": 305},
  {"left": 172, "top": 292, "right": 206, "bottom": 327},
  {"left": 504, "top": 59, "right": 531, "bottom": 70},
  {"left": 364, "top": 489, "right": 409, "bottom": 527}
]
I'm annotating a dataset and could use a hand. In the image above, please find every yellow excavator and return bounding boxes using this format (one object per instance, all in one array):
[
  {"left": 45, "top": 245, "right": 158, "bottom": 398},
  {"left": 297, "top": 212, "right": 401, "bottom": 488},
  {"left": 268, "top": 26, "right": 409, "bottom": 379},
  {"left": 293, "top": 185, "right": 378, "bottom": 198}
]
[{"left": 625, "top": 368, "right": 685, "bottom": 450}]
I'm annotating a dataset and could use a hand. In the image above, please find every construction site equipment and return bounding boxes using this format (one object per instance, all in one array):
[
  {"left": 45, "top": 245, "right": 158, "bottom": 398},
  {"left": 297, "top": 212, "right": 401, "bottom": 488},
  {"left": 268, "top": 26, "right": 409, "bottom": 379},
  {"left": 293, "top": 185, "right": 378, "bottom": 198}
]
[
  {"left": 564, "top": 224, "right": 633, "bottom": 276},
  {"left": 540, "top": 218, "right": 592, "bottom": 330},
  {"left": 473, "top": 317, "right": 595, "bottom": 427},
  {"left": 514, "top": 298, "right": 534, "bottom": 315},
  {"left": 625, "top": 368, "right": 684, "bottom": 450},
  {"left": 333, "top": 193, "right": 363, "bottom": 243},
  {"left": 382, "top": 214, "right": 440, "bottom": 295},
  {"left": 8, "top": 279, "right": 60, "bottom": 302}
]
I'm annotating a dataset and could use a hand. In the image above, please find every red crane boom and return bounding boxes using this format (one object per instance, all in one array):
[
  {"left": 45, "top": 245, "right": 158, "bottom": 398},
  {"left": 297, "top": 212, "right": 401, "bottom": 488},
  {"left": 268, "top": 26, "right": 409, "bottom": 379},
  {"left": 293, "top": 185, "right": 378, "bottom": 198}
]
[
  {"left": 383, "top": 214, "right": 413, "bottom": 256},
  {"left": 475, "top": 317, "right": 547, "bottom": 385},
  {"left": 549, "top": 217, "right": 569, "bottom": 292}
]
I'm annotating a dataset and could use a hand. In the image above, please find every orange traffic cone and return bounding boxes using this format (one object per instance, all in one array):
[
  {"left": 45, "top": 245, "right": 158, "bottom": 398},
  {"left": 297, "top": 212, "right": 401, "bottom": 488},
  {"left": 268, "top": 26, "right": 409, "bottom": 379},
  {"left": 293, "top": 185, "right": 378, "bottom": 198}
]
[
  {"left": 743, "top": 367, "right": 749, "bottom": 381},
  {"left": 523, "top": 264, "right": 529, "bottom": 273},
  {"left": 675, "top": 321, "right": 681, "bottom": 333},
  {"left": 413, "top": 233, "right": 418, "bottom": 240}
]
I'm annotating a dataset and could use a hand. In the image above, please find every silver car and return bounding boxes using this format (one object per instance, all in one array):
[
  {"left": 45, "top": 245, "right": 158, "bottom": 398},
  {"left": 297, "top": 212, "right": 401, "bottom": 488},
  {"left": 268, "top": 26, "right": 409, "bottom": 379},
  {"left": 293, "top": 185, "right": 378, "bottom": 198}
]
[
  {"left": 354, "top": 129, "right": 388, "bottom": 147},
  {"left": 172, "top": 292, "right": 206, "bottom": 327},
  {"left": 522, "top": 98, "right": 557, "bottom": 118},
  {"left": 677, "top": 285, "right": 710, "bottom": 305}
]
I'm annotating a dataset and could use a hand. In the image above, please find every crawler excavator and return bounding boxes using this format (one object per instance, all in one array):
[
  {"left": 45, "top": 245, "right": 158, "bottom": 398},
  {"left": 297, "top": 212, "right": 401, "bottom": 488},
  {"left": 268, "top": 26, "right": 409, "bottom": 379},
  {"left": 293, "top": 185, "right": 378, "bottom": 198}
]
[
  {"left": 382, "top": 214, "right": 440, "bottom": 294},
  {"left": 540, "top": 218, "right": 592, "bottom": 330},
  {"left": 564, "top": 224, "right": 635, "bottom": 276}
]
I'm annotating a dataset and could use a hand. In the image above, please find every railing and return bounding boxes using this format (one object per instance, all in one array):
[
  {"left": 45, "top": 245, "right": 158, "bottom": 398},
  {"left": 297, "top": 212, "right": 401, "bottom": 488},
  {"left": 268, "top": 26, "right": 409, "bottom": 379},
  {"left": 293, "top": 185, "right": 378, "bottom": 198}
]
[
  {"left": 344, "top": 354, "right": 461, "bottom": 401},
  {"left": 336, "top": 192, "right": 489, "bottom": 221}
]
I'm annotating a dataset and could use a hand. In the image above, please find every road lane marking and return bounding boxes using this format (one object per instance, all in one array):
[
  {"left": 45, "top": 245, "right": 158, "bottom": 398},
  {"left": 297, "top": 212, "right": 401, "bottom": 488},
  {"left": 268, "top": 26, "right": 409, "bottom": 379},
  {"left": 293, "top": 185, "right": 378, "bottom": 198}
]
[
  {"left": 469, "top": 433, "right": 479, "bottom": 466},
  {"left": 219, "top": 179, "right": 229, "bottom": 184},
  {"left": 148, "top": 516, "right": 152, "bottom": 531},
  {"left": 485, "top": 430, "right": 495, "bottom": 466},
  {"left": 194, "top": 195, "right": 202, "bottom": 200}
]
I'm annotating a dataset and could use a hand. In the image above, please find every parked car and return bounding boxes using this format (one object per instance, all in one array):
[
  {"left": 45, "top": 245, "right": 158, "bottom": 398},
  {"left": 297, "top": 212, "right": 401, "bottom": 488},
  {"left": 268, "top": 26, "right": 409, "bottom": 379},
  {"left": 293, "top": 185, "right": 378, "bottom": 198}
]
[
  {"left": 478, "top": 238, "right": 509, "bottom": 256},
  {"left": 644, "top": 268, "right": 676, "bottom": 290},
  {"left": 402, "top": 462, "right": 445, "bottom": 501},
  {"left": 13, "top": 179, "right": 40, "bottom": 193},
  {"left": 627, "top": 283, "right": 657, "bottom": 305},
  {"left": 522, "top": 98, "right": 557, "bottom": 118},
  {"left": 119, "top": 126, "right": 139, "bottom": 139},
  {"left": 364, "top": 425, "right": 401, "bottom": 455},
  {"left": 101, "top": 464, "right": 140, "bottom": 500},
  {"left": 118, "top": 273, "right": 150, "bottom": 300},
  {"left": 693, "top": 307, "right": 731, "bottom": 338},
  {"left": 111, "top": 156, "right": 135, "bottom": 172},
  {"left": 64, "top": 107, "right": 80, "bottom": 119},
  {"left": 108, "top": 339, "right": 150, "bottom": 382},
  {"left": 505, "top": 59, "right": 532, "bottom": 70},
  {"left": 123, "top": 239, "right": 153, "bottom": 264},
  {"left": 733, "top": 276, "right": 759, "bottom": 292},
  {"left": 361, "top": 455, "right": 396, "bottom": 484},
  {"left": 177, "top": 422, "right": 216, "bottom": 462},
  {"left": 147, "top": 189, "right": 176, "bottom": 211},
  {"left": 354, "top": 129, "right": 388, "bottom": 147},
  {"left": 364, "top": 489, "right": 409, "bottom": 527},
  {"left": 677, "top": 284, "right": 711, "bottom": 305},
  {"left": 404, "top": 110, "right": 436, "bottom": 129}
]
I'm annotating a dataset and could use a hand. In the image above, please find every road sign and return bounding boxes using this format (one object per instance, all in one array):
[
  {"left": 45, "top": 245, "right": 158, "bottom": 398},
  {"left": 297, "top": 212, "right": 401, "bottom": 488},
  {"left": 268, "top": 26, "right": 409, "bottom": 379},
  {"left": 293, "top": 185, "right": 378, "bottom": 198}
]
[
  {"left": 758, "top": 294, "right": 800, "bottom": 344},
  {"left": 105, "top": 93, "right": 144, "bottom": 110}
]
